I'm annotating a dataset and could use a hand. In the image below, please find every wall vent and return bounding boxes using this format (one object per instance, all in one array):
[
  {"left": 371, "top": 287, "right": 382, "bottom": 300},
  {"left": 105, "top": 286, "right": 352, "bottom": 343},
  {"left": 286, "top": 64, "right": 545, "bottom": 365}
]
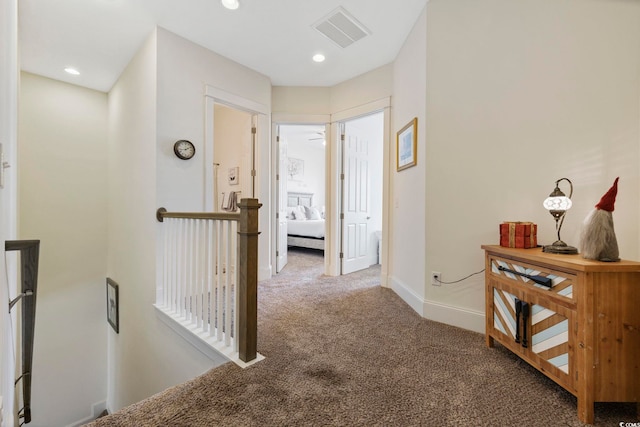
[{"left": 312, "top": 7, "right": 370, "bottom": 48}]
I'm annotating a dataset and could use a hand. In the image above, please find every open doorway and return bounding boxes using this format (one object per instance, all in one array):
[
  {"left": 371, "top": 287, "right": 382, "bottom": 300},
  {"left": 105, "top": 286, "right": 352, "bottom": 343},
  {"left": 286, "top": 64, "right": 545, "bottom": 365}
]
[
  {"left": 276, "top": 124, "right": 327, "bottom": 273},
  {"left": 212, "top": 104, "right": 253, "bottom": 211},
  {"left": 338, "top": 111, "right": 384, "bottom": 275}
]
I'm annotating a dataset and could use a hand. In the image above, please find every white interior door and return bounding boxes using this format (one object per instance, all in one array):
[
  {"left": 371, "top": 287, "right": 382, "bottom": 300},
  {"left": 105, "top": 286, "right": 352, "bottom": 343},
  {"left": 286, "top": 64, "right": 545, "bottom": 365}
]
[
  {"left": 341, "top": 122, "right": 371, "bottom": 274},
  {"left": 276, "top": 127, "right": 288, "bottom": 272}
]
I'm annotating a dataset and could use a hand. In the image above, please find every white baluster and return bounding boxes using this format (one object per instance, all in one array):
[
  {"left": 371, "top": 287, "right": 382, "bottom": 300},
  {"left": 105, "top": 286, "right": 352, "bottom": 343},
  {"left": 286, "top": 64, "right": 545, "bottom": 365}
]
[
  {"left": 216, "top": 220, "right": 223, "bottom": 341},
  {"left": 225, "top": 220, "right": 232, "bottom": 347}
]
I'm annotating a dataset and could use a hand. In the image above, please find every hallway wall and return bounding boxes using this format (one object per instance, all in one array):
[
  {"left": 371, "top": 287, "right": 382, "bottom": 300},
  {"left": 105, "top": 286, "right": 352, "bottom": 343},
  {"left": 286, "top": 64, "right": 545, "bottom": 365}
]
[
  {"left": 19, "top": 72, "right": 108, "bottom": 426},
  {"left": 419, "top": 0, "right": 640, "bottom": 331}
]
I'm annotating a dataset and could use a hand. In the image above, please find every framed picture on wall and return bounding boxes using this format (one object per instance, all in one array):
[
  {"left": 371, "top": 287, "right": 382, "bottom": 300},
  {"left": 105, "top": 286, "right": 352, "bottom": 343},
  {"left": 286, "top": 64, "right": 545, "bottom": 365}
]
[
  {"left": 288, "top": 158, "right": 304, "bottom": 181},
  {"left": 397, "top": 117, "right": 417, "bottom": 171},
  {"left": 228, "top": 167, "right": 239, "bottom": 185},
  {"left": 106, "top": 278, "right": 119, "bottom": 333}
]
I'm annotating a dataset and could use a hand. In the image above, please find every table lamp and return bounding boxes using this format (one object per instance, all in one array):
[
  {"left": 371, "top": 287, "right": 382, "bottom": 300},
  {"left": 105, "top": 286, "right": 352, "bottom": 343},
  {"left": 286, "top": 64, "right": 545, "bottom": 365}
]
[{"left": 542, "top": 178, "right": 578, "bottom": 254}]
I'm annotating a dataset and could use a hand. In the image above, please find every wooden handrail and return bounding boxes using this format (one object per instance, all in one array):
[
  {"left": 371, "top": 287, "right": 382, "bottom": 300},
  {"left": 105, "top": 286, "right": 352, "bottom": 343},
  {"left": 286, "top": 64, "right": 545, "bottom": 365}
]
[
  {"left": 156, "top": 199, "right": 261, "bottom": 363},
  {"left": 6, "top": 239, "right": 40, "bottom": 424},
  {"left": 156, "top": 207, "right": 240, "bottom": 222}
]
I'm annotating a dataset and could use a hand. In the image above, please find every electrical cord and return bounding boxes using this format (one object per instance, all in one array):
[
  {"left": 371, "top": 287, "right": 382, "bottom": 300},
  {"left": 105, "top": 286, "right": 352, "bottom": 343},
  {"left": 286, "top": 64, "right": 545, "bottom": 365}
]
[{"left": 435, "top": 268, "right": 485, "bottom": 284}]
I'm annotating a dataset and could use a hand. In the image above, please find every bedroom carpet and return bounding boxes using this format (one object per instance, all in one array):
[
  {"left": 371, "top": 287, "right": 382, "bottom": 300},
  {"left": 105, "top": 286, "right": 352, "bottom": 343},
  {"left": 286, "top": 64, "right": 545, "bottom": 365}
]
[{"left": 86, "top": 248, "right": 637, "bottom": 426}]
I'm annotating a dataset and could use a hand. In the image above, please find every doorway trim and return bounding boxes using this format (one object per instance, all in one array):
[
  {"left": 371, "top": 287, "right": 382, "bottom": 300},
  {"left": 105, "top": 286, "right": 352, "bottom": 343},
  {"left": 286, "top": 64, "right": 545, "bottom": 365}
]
[
  {"left": 204, "top": 85, "right": 269, "bottom": 210},
  {"left": 205, "top": 85, "right": 272, "bottom": 279}
]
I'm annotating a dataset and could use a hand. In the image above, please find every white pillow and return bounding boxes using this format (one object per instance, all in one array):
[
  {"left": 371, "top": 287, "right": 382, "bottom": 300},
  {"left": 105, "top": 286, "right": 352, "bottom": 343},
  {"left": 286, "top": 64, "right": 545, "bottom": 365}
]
[
  {"left": 291, "top": 206, "right": 307, "bottom": 220},
  {"left": 304, "top": 206, "right": 322, "bottom": 220}
]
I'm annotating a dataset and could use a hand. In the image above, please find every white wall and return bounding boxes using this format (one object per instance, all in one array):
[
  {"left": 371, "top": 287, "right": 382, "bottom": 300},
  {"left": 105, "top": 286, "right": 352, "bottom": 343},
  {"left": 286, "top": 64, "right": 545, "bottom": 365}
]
[
  {"left": 19, "top": 72, "right": 108, "bottom": 426},
  {"left": 286, "top": 138, "right": 326, "bottom": 209},
  {"left": 107, "top": 27, "right": 273, "bottom": 412},
  {"left": 330, "top": 64, "right": 393, "bottom": 114},
  {"left": 272, "top": 87, "right": 331, "bottom": 116},
  {"left": 412, "top": 0, "right": 640, "bottom": 332},
  {"left": 156, "top": 28, "right": 273, "bottom": 280},
  {"left": 108, "top": 29, "right": 228, "bottom": 412},
  {"left": 390, "top": 7, "right": 428, "bottom": 315},
  {"left": 1, "top": 0, "right": 19, "bottom": 424}
]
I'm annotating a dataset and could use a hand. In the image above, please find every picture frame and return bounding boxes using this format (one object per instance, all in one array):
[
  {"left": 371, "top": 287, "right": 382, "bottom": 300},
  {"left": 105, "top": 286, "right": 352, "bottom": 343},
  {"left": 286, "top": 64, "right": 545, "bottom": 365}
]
[
  {"left": 287, "top": 158, "right": 304, "bottom": 180},
  {"left": 397, "top": 117, "right": 417, "bottom": 171},
  {"left": 228, "top": 166, "right": 239, "bottom": 186},
  {"left": 106, "top": 278, "right": 119, "bottom": 333}
]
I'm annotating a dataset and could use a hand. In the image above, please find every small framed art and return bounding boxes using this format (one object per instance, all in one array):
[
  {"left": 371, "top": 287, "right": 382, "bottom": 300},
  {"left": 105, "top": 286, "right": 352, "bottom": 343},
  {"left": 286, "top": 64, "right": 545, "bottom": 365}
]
[
  {"left": 106, "top": 278, "right": 119, "bottom": 333},
  {"left": 228, "top": 167, "right": 239, "bottom": 185},
  {"left": 397, "top": 117, "right": 417, "bottom": 171}
]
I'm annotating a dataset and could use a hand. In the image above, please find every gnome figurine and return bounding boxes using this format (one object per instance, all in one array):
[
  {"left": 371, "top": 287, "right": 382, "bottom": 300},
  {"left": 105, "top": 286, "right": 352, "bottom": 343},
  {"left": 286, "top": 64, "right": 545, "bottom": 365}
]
[{"left": 579, "top": 177, "right": 620, "bottom": 262}]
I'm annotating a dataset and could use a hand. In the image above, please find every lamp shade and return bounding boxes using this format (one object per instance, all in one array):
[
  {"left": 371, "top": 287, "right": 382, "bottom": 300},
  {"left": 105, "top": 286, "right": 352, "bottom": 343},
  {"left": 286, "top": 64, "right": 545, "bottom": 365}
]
[
  {"left": 543, "top": 195, "right": 572, "bottom": 211},
  {"left": 221, "top": 0, "right": 239, "bottom": 10}
]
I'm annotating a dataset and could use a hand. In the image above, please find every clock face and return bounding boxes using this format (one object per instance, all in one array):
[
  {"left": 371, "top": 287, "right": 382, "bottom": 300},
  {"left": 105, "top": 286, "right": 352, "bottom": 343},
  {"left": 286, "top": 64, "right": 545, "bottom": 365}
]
[{"left": 174, "top": 140, "right": 195, "bottom": 160}]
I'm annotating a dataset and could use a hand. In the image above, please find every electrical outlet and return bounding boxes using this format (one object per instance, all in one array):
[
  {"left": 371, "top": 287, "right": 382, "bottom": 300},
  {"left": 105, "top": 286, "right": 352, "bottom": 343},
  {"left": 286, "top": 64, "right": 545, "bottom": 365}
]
[{"left": 432, "top": 271, "right": 441, "bottom": 286}]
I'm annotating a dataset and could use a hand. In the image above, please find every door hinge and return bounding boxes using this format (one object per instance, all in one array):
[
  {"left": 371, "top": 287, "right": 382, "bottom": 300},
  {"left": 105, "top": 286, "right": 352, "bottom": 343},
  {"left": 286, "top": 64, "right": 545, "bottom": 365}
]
[
  {"left": 276, "top": 174, "right": 279, "bottom": 181},
  {"left": 276, "top": 212, "right": 279, "bottom": 219},
  {"left": 251, "top": 169, "right": 256, "bottom": 177},
  {"left": 340, "top": 213, "right": 344, "bottom": 220},
  {"left": 252, "top": 127, "right": 257, "bottom": 134},
  {"left": 340, "top": 252, "right": 344, "bottom": 259},
  {"left": 276, "top": 135, "right": 280, "bottom": 142},
  {"left": 341, "top": 134, "right": 345, "bottom": 142},
  {"left": 340, "top": 173, "right": 345, "bottom": 181},
  {"left": 276, "top": 250, "right": 279, "bottom": 257}
]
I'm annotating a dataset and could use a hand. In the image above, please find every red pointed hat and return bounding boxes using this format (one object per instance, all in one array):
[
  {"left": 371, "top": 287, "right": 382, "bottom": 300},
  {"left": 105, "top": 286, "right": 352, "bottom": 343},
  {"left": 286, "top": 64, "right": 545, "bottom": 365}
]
[{"left": 595, "top": 177, "right": 619, "bottom": 212}]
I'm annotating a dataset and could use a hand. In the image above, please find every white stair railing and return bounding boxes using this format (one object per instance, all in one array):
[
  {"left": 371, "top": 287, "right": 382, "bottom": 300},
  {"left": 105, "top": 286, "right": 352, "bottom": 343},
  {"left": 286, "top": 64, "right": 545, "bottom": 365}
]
[{"left": 155, "top": 199, "right": 261, "bottom": 366}]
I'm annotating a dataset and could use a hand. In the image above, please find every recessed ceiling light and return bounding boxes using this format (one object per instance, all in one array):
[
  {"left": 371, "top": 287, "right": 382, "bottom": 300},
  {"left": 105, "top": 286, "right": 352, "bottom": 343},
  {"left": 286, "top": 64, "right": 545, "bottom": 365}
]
[
  {"left": 64, "top": 67, "right": 80, "bottom": 75},
  {"left": 312, "top": 54, "right": 325, "bottom": 63},
  {"left": 221, "top": 0, "right": 239, "bottom": 10}
]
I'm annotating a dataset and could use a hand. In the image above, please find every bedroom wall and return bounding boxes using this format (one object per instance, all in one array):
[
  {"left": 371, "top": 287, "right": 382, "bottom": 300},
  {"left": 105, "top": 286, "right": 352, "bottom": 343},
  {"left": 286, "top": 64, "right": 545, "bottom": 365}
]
[
  {"left": 415, "top": 0, "right": 640, "bottom": 332},
  {"left": 19, "top": 72, "right": 108, "bottom": 426},
  {"left": 286, "top": 138, "right": 325, "bottom": 209}
]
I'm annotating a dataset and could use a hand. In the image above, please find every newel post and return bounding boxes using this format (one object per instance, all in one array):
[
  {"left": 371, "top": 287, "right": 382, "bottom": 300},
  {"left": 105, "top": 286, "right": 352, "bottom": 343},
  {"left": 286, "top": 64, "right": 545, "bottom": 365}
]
[{"left": 238, "top": 198, "right": 261, "bottom": 362}]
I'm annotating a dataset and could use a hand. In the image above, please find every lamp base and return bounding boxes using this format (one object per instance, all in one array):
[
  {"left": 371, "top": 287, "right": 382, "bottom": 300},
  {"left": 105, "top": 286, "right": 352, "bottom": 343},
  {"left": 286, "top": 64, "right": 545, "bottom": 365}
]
[{"left": 543, "top": 240, "right": 578, "bottom": 255}]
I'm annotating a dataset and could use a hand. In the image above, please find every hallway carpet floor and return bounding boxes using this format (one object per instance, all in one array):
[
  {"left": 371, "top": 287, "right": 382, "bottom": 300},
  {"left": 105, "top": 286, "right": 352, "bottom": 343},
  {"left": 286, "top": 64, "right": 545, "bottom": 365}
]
[{"left": 86, "top": 248, "right": 637, "bottom": 426}]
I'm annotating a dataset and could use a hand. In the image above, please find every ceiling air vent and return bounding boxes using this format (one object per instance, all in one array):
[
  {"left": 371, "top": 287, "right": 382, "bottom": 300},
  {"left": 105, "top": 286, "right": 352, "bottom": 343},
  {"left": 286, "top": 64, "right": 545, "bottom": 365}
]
[{"left": 312, "top": 7, "right": 371, "bottom": 49}]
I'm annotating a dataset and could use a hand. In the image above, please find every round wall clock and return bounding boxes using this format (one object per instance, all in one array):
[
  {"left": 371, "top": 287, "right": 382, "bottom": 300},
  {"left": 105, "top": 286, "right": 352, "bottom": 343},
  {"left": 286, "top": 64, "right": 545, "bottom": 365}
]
[{"left": 173, "top": 140, "right": 195, "bottom": 160}]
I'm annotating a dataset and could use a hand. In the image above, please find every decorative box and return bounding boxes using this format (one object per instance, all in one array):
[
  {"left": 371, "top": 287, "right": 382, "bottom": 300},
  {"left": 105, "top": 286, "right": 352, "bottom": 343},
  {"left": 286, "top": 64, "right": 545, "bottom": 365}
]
[{"left": 500, "top": 222, "right": 537, "bottom": 248}]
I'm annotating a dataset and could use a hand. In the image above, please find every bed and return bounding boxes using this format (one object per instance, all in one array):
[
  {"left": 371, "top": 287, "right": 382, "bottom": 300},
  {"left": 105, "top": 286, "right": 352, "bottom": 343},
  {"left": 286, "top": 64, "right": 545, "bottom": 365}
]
[{"left": 287, "top": 191, "right": 325, "bottom": 251}]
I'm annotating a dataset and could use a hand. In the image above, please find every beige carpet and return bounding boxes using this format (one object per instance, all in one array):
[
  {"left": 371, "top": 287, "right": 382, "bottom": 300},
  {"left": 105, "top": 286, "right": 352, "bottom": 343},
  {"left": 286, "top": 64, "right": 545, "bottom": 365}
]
[{"left": 87, "top": 248, "right": 637, "bottom": 426}]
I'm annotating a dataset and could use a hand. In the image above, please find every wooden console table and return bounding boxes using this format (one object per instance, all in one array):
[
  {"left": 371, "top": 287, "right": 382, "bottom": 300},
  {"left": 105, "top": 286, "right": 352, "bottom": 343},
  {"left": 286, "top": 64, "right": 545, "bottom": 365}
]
[{"left": 482, "top": 245, "right": 640, "bottom": 423}]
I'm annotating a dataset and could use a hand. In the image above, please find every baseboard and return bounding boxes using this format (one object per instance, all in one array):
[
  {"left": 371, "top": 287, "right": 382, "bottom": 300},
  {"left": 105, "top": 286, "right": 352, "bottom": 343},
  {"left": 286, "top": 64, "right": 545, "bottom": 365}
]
[
  {"left": 154, "top": 306, "right": 228, "bottom": 363},
  {"left": 259, "top": 265, "right": 272, "bottom": 281},
  {"left": 423, "top": 300, "right": 485, "bottom": 334},
  {"left": 389, "top": 275, "right": 485, "bottom": 334},
  {"left": 65, "top": 400, "right": 107, "bottom": 427},
  {"left": 154, "top": 305, "right": 263, "bottom": 368},
  {"left": 389, "top": 276, "right": 425, "bottom": 316}
]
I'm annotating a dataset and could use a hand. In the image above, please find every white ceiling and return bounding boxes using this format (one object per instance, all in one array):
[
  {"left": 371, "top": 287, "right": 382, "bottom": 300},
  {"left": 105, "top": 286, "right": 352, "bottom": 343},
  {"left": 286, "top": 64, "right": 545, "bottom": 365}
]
[{"left": 19, "top": 0, "right": 428, "bottom": 93}]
